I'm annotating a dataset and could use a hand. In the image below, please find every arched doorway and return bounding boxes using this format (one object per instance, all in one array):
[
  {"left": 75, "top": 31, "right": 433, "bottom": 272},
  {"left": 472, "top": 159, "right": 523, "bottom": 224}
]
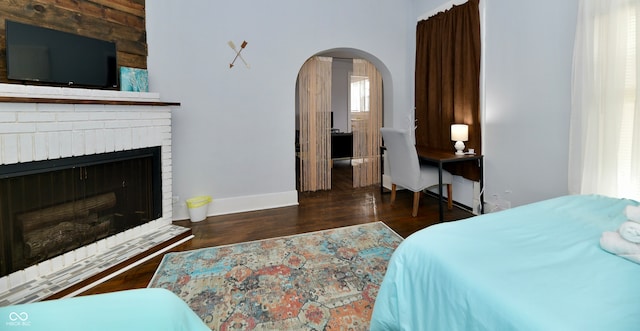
[{"left": 295, "top": 50, "right": 386, "bottom": 192}]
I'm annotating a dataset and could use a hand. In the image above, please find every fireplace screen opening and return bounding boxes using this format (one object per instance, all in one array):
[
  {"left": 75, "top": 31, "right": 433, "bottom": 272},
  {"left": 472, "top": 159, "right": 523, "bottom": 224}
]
[{"left": 0, "top": 147, "right": 162, "bottom": 277}]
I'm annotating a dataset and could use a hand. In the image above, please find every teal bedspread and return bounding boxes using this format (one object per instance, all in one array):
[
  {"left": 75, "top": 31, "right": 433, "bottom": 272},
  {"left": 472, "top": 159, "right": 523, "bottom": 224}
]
[
  {"left": 371, "top": 195, "right": 640, "bottom": 331},
  {"left": 0, "top": 288, "right": 209, "bottom": 331}
]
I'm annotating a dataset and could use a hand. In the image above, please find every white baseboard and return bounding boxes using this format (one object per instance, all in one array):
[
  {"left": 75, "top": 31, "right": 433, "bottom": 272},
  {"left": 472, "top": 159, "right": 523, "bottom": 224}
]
[
  {"left": 173, "top": 190, "right": 299, "bottom": 220},
  {"left": 382, "top": 174, "right": 394, "bottom": 191}
]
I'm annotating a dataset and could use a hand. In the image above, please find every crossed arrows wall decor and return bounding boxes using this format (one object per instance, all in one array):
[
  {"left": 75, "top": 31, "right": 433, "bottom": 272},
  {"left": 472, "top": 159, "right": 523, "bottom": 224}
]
[{"left": 228, "top": 40, "right": 250, "bottom": 69}]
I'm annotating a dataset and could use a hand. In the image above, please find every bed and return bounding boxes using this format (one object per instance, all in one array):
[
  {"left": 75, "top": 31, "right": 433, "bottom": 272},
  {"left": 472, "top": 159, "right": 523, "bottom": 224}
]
[
  {"left": 370, "top": 194, "right": 640, "bottom": 331},
  {"left": 0, "top": 288, "right": 209, "bottom": 331}
]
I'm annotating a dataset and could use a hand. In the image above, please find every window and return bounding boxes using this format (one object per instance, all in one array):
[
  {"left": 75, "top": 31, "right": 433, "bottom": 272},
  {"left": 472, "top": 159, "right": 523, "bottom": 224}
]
[
  {"left": 617, "top": 8, "right": 638, "bottom": 198},
  {"left": 569, "top": 1, "right": 640, "bottom": 200},
  {"left": 350, "top": 75, "right": 370, "bottom": 113}
]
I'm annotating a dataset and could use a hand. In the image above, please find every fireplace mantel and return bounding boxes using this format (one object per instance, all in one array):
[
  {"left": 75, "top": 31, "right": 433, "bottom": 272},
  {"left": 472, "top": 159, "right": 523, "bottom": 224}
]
[
  {"left": 0, "top": 96, "right": 180, "bottom": 107},
  {"left": 0, "top": 83, "right": 179, "bottom": 106}
]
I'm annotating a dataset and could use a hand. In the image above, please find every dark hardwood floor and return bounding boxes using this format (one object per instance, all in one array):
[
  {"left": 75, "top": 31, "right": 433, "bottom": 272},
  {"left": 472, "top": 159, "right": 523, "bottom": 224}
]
[{"left": 80, "top": 159, "right": 474, "bottom": 296}]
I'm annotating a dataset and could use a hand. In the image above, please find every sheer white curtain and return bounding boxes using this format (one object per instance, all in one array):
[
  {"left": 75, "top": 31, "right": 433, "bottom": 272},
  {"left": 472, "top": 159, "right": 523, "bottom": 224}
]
[{"left": 569, "top": 0, "right": 640, "bottom": 200}]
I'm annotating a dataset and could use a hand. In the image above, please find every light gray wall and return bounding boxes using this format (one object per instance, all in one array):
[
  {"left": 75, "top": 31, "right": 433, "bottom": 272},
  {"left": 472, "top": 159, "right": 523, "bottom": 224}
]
[
  {"left": 482, "top": 0, "right": 578, "bottom": 207},
  {"left": 147, "top": 0, "right": 580, "bottom": 219},
  {"left": 412, "top": 0, "right": 579, "bottom": 209},
  {"left": 146, "top": 0, "right": 414, "bottom": 219},
  {"left": 331, "top": 59, "right": 352, "bottom": 133}
]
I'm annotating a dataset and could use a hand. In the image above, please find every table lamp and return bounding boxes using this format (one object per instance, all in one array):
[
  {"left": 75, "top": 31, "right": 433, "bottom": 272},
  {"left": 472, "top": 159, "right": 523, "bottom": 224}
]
[{"left": 451, "top": 124, "right": 468, "bottom": 155}]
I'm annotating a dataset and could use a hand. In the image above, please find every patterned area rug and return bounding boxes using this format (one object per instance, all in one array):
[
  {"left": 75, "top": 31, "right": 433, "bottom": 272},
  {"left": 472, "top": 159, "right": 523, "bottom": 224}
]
[{"left": 148, "top": 222, "right": 403, "bottom": 330}]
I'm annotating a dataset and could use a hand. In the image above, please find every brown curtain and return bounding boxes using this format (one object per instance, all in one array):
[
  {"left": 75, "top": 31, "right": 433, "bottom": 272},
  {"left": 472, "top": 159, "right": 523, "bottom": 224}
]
[{"left": 415, "top": 0, "right": 481, "bottom": 181}]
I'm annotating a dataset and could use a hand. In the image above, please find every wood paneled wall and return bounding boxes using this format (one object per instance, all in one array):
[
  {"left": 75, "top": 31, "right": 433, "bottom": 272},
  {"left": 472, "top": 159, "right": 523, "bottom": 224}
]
[{"left": 0, "top": 0, "right": 147, "bottom": 85}]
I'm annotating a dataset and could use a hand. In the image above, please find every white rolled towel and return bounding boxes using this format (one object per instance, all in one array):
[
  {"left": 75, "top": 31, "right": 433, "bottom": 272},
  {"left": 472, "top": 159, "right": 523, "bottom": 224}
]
[
  {"left": 624, "top": 205, "right": 640, "bottom": 223},
  {"left": 600, "top": 231, "right": 640, "bottom": 264},
  {"left": 619, "top": 221, "right": 640, "bottom": 243}
]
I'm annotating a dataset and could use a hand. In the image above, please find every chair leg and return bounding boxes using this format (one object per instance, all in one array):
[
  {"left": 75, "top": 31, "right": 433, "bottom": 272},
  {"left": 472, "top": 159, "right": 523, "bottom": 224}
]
[
  {"left": 447, "top": 184, "right": 453, "bottom": 210},
  {"left": 412, "top": 191, "right": 421, "bottom": 217},
  {"left": 390, "top": 184, "right": 397, "bottom": 205}
]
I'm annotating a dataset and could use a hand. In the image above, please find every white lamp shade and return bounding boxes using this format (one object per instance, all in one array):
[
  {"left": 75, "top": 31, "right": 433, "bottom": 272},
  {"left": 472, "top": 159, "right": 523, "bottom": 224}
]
[{"left": 451, "top": 124, "right": 469, "bottom": 142}]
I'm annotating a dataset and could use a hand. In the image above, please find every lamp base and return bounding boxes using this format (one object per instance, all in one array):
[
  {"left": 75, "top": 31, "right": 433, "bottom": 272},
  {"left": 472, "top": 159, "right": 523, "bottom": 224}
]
[{"left": 454, "top": 141, "right": 465, "bottom": 155}]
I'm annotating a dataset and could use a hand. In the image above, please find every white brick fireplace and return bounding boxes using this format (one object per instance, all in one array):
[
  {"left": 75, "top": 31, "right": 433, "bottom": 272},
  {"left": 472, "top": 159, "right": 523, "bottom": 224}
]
[{"left": 0, "top": 84, "right": 187, "bottom": 305}]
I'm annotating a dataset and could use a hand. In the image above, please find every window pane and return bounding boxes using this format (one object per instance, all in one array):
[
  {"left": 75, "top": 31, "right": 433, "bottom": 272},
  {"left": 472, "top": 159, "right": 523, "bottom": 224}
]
[{"left": 350, "top": 75, "right": 369, "bottom": 113}]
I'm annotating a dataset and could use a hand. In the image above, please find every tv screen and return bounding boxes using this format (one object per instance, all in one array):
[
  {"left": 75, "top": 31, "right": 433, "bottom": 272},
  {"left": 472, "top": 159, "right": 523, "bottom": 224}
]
[{"left": 5, "top": 20, "right": 118, "bottom": 88}]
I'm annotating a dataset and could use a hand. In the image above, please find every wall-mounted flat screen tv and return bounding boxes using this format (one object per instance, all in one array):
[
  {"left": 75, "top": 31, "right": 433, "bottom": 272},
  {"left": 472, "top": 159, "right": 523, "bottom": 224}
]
[{"left": 5, "top": 20, "right": 118, "bottom": 89}]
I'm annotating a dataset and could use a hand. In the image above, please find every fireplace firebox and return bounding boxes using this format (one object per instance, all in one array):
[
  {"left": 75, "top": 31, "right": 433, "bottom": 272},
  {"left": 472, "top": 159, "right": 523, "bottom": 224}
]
[{"left": 0, "top": 147, "right": 162, "bottom": 277}]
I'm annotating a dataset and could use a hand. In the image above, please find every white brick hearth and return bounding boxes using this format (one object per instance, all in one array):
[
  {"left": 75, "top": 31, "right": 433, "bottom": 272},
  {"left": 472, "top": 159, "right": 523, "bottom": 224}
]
[{"left": 0, "top": 84, "right": 187, "bottom": 305}]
